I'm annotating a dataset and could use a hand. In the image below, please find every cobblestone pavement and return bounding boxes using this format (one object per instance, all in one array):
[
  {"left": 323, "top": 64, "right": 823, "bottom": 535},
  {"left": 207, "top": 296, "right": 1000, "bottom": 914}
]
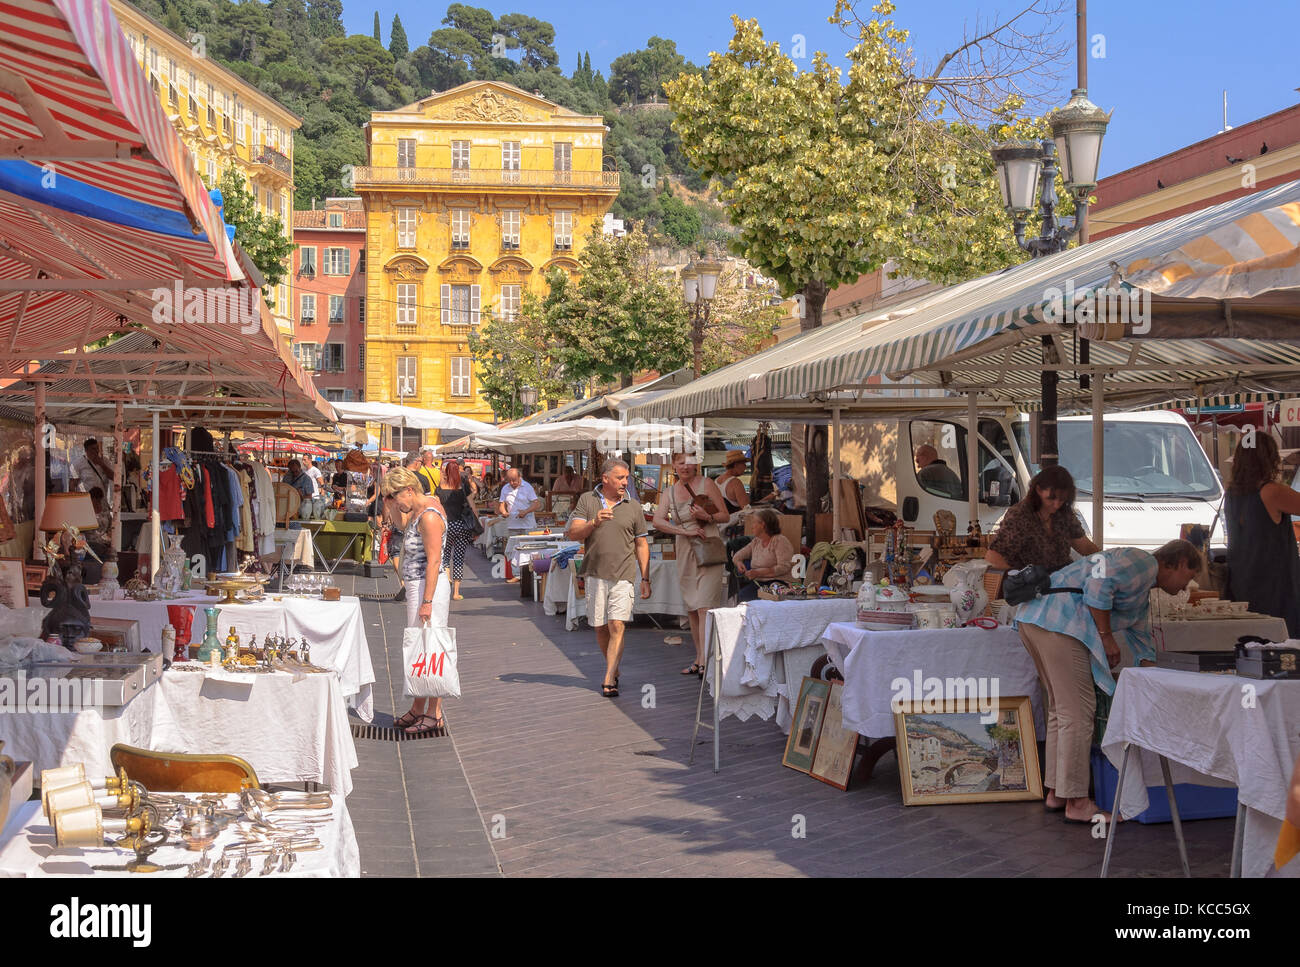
[{"left": 334, "top": 553, "right": 1234, "bottom": 877}]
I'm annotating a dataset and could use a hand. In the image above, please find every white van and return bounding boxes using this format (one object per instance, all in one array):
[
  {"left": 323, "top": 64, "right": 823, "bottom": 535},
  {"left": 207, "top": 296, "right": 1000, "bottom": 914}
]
[{"left": 886, "top": 410, "right": 1222, "bottom": 550}]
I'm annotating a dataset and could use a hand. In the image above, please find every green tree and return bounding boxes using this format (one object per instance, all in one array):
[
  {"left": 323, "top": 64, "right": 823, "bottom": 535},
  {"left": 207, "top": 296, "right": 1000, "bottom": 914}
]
[
  {"left": 658, "top": 191, "right": 701, "bottom": 247},
  {"left": 468, "top": 285, "right": 569, "bottom": 421},
  {"left": 495, "top": 13, "right": 558, "bottom": 69},
  {"left": 546, "top": 225, "right": 690, "bottom": 387},
  {"left": 211, "top": 168, "right": 295, "bottom": 297},
  {"left": 390, "top": 14, "right": 409, "bottom": 59},
  {"left": 699, "top": 267, "right": 786, "bottom": 373},
  {"left": 306, "top": 0, "right": 344, "bottom": 38},
  {"left": 609, "top": 36, "right": 693, "bottom": 105},
  {"left": 320, "top": 35, "right": 401, "bottom": 99},
  {"left": 442, "top": 3, "right": 496, "bottom": 48},
  {"left": 372, "top": 10, "right": 381, "bottom": 41}
]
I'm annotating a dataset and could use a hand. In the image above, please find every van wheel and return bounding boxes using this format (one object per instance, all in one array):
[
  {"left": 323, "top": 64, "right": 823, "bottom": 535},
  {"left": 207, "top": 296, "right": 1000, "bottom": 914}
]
[{"left": 810, "top": 655, "right": 843, "bottom": 682}]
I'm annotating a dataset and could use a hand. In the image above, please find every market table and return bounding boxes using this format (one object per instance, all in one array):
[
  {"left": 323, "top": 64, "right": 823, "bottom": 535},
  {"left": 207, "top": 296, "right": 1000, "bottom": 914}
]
[
  {"left": 503, "top": 534, "right": 577, "bottom": 570},
  {"left": 475, "top": 517, "right": 511, "bottom": 554},
  {"left": 1100, "top": 666, "right": 1300, "bottom": 878},
  {"left": 88, "top": 591, "right": 376, "bottom": 721},
  {"left": 1155, "top": 615, "right": 1289, "bottom": 651},
  {"left": 820, "top": 621, "right": 1046, "bottom": 779},
  {"left": 544, "top": 557, "right": 687, "bottom": 630},
  {"left": 0, "top": 792, "right": 360, "bottom": 877},
  {"left": 0, "top": 666, "right": 358, "bottom": 795},
  {"left": 300, "top": 519, "right": 372, "bottom": 571},
  {"left": 693, "top": 598, "right": 859, "bottom": 771}
]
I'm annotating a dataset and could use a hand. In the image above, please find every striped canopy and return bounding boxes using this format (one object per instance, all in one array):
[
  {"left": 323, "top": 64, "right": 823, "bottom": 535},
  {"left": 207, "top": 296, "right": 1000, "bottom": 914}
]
[
  {"left": 0, "top": 0, "right": 329, "bottom": 426},
  {"left": 631, "top": 180, "right": 1300, "bottom": 420}
]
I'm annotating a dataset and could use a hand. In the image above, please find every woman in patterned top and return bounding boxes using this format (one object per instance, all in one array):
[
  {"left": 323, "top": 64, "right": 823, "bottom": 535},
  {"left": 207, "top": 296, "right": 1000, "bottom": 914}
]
[{"left": 986, "top": 466, "right": 1099, "bottom": 574}]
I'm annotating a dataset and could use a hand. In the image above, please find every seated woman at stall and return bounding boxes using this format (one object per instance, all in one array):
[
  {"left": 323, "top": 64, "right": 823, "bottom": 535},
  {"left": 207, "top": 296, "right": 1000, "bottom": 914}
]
[
  {"left": 732, "top": 509, "right": 795, "bottom": 601},
  {"left": 985, "top": 466, "right": 1099, "bottom": 575},
  {"left": 1225, "top": 434, "right": 1300, "bottom": 636}
]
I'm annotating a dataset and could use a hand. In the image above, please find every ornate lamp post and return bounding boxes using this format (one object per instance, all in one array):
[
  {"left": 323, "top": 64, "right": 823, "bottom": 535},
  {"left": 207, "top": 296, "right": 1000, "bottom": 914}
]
[
  {"left": 681, "top": 259, "right": 721, "bottom": 378},
  {"left": 518, "top": 384, "right": 539, "bottom": 417}
]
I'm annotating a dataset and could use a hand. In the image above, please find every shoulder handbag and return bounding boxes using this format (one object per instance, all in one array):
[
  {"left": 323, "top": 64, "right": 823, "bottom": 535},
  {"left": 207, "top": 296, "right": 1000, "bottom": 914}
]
[
  {"left": 1002, "top": 564, "right": 1082, "bottom": 605},
  {"left": 402, "top": 623, "right": 461, "bottom": 699},
  {"left": 673, "top": 480, "right": 728, "bottom": 568}
]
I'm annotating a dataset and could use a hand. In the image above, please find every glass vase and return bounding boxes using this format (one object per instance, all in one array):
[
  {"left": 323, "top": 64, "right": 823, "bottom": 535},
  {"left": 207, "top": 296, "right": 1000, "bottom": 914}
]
[{"left": 196, "top": 606, "right": 222, "bottom": 662}]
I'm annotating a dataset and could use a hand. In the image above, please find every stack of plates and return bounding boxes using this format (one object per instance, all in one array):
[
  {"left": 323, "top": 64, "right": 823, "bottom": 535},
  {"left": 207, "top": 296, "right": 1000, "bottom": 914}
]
[{"left": 857, "top": 609, "right": 915, "bottom": 631}]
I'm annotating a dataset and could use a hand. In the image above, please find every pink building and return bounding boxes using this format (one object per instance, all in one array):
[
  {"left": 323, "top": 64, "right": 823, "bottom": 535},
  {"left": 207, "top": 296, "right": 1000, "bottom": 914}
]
[{"left": 291, "top": 198, "right": 366, "bottom": 403}]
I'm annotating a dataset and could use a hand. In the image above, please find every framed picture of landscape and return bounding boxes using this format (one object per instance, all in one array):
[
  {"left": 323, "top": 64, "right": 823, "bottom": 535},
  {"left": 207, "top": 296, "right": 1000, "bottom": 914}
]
[
  {"left": 893, "top": 695, "right": 1042, "bottom": 805},
  {"left": 782, "top": 677, "right": 830, "bottom": 774}
]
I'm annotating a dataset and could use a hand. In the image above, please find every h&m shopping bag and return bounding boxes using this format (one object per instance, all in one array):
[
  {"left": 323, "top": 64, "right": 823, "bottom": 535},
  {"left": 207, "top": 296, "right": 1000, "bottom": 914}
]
[{"left": 402, "top": 623, "right": 461, "bottom": 699}]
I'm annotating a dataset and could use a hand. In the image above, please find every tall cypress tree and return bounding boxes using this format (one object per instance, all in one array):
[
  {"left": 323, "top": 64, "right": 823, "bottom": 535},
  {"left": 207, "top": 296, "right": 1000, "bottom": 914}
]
[
  {"left": 372, "top": 11, "right": 381, "bottom": 42},
  {"left": 390, "top": 14, "right": 409, "bottom": 59}
]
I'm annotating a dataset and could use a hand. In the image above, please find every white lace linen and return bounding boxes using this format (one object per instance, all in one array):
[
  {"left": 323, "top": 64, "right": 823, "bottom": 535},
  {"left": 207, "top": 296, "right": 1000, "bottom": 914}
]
[{"left": 1101, "top": 667, "right": 1300, "bottom": 877}]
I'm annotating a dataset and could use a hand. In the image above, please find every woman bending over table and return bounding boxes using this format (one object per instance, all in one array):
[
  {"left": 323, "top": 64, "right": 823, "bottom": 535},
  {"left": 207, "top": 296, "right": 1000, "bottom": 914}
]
[{"left": 383, "top": 467, "right": 451, "bottom": 736}]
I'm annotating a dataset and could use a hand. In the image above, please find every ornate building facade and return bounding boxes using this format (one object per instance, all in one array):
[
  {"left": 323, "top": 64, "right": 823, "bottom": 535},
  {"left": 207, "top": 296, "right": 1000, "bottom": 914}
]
[
  {"left": 354, "top": 81, "right": 619, "bottom": 436},
  {"left": 110, "top": 1, "right": 301, "bottom": 335}
]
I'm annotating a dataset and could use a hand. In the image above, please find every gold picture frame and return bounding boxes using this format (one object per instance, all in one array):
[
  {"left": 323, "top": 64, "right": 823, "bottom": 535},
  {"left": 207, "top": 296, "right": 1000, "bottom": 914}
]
[
  {"left": 810, "top": 682, "right": 859, "bottom": 791},
  {"left": 893, "top": 695, "right": 1042, "bottom": 805},
  {"left": 783, "top": 676, "right": 830, "bottom": 774}
]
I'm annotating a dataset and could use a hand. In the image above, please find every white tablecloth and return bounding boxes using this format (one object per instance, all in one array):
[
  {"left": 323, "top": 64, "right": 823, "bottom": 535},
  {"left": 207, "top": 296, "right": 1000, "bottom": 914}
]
[
  {"left": 705, "top": 598, "right": 859, "bottom": 723},
  {"left": 89, "top": 591, "right": 375, "bottom": 722},
  {"left": 273, "top": 528, "right": 316, "bottom": 568},
  {"left": 0, "top": 667, "right": 359, "bottom": 797},
  {"left": 0, "top": 793, "right": 359, "bottom": 877},
  {"left": 544, "top": 558, "right": 687, "bottom": 630},
  {"left": 503, "top": 535, "right": 578, "bottom": 570},
  {"left": 1156, "top": 616, "right": 1288, "bottom": 651},
  {"left": 1101, "top": 667, "right": 1300, "bottom": 877},
  {"left": 820, "top": 622, "right": 1045, "bottom": 738},
  {"left": 475, "top": 518, "right": 512, "bottom": 554}
]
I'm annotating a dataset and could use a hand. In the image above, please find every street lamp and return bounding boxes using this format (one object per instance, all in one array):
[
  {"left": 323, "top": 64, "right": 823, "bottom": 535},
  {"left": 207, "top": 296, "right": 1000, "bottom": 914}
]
[
  {"left": 519, "top": 384, "right": 538, "bottom": 416},
  {"left": 682, "top": 259, "right": 721, "bottom": 378}
]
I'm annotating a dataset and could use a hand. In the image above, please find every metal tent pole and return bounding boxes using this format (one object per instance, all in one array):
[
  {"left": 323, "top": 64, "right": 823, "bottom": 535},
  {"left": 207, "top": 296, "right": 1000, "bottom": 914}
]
[
  {"left": 112, "top": 401, "right": 124, "bottom": 552},
  {"left": 1092, "top": 375, "right": 1104, "bottom": 548},
  {"left": 831, "top": 406, "right": 842, "bottom": 539},
  {"left": 150, "top": 411, "right": 160, "bottom": 582},
  {"left": 967, "top": 393, "right": 980, "bottom": 531},
  {"left": 33, "top": 382, "right": 45, "bottom": 562}
]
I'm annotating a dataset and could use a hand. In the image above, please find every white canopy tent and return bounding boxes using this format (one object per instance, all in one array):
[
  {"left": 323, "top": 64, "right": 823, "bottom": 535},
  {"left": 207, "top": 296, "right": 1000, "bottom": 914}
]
[
  {"left": 441, "top": 417, "right": 699, "bottom": 456},
  {"left": 330, "top": 402, "right": 495, "bottom": 435}
]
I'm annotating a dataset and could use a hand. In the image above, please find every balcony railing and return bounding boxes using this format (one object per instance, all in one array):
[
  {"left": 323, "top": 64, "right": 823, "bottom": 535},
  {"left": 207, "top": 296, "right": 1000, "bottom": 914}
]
[
  {"left": 353, "top": 166, "right": 619, "bottom": 191},
  {"left": 254, "top": 146, "right": 293, "bottom": 178}
]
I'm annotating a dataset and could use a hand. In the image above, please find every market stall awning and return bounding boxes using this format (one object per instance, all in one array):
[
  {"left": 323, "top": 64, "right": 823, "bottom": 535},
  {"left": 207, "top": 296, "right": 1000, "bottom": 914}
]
[
  {"left": 331, "top": 401, "right": 494, "bottom": 435},
  {"left": 631, "top": 181, "right": 1300, "bottom": 418},
  {"left": 441, "top": 417, "right": 699, "bottom": 456}
]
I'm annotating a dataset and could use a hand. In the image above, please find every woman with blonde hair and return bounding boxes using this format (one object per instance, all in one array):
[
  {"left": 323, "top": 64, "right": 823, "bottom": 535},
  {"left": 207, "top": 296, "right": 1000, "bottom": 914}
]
[
  {"left": 653, "top": 451, "right": 730, "bottom": 677},
  {"left": 382, "top": 467, "right": 451, "bottom": 736}
]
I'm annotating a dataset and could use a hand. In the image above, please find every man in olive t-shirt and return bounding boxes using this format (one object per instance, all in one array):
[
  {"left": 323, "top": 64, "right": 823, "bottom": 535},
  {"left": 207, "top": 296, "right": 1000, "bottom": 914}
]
[{"left": 566, "top": 458, "right": 650, "bottom": 698}]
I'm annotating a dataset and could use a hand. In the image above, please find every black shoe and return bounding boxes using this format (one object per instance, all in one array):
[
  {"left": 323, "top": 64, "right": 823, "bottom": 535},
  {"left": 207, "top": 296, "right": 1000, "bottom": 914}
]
[{"left": 393, "top": 586, "right": 406, "bottom": 602}]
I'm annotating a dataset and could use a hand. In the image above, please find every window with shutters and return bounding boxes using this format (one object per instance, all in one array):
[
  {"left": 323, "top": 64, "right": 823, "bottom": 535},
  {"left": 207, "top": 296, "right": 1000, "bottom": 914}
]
[
  {"left": 498, "top": 284, "right": 520, "bottom": 322},
  {"left": 148, "top": 47, "right": 158, "bottom": 72},
  {"left": 451, "top": 140, "right": 471, "bottom": 169},
  {"left": 329, "top": 212, "right": 342, "bottom": 228},
  {"left": 150, "top": 74, "right": 160, "bottom": 96},
  {"left": 396, "top": 284, "right": 417, "bottom": 327},
  {"left": 359, "top": 344, "right": 366, "bottom": 373},
  {"left": 252, "top": 112, "right": 261, "bottom": 147},
  {"left": 502, "top": 141, "right": 520, "bottom": 181},
  {"left": 500, "top": 210, "right": 520, "bottom": 249},
  {"left": 299, "top": 247, "right": 316, "bottom": 277},
  {"left": 323, "top": 343, "right": 345, "bottom": 372},
  {"left": 554, "top": 141, "right": 572, "bottom": 184},
  {"left": 277, "top": 284, "right": 287, "bottom": 313},
  {"left": 300, "top": 294, "right": 315, "bottom": 324},
  {"left": 236, "top": 104, "right": 245, "bottom": 144},
  {"left": 396, "top": 356, "right": 417, "bottom": 398},
  {"left": 441, "top": 283, "right": 480, "bottom": 328},
  {"left": 206, "top": 102, "right": 215, "bottom": 128},
  {"left": 554, "top": 211, "right": 573, "bottom": 250},
  {"left": 451, "top": 210, "right": 471, "bottom": 249},
  {"left": 329, "top": 295, "right": 344, "bottom": 324},
  {"left": 296, "top": 342, "right": 320, "bottom": 370},
  {"left": 324, "top": 388, "right": 345, "bottom": 402},
  {"left": 358, "top": 250, "right": 366, "bottom": 273},
  {"left": 323, "top": 248, "right": 350, "bottom": 275},
  {"left": 205, "top": 158, "right": 217, "bottom": 185},
  {"left": 450, "top": 357, "right": 472, "bottom": 397},
  {"left": 397, "top": 138, "right": 416, "bottom": 168},
  {"left": 168, "top": 57, "right": 176, "bottom": 79},
  {"left": 168, "top": 84, "right": 178, "bottom": 107},
  {"left": 357, "top": 297, "right": 366, "bottom": 324},
  {"left": 397, "top": 207, "right": 416, "bottom": 248},
  {"left": 188, "top": 94, "right": 198, "bottom": 119}
]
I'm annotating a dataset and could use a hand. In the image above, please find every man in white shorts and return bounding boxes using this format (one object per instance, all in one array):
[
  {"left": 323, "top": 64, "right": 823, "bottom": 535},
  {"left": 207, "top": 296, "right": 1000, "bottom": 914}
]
[{"left": 565, "top": 458, "right": 650, "bottom": 698}]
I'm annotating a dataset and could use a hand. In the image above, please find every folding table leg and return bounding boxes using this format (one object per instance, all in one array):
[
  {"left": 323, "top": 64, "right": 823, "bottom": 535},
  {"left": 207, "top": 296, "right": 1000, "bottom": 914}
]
[
  {"left": 712, "top": 622, "right": 722, "bottom": 773},
  {"left": 1159, "top": 754, "right": 1192, "bottom": 877},
  {"left": 1229, "top": 801, "right": 1246, "bottom": 878},
  {"left": 688, "top": 620, "right": 721, "bottom": 770},
  {"left": 1100, "top": 743, "right": 1132, "bottom": 878}
]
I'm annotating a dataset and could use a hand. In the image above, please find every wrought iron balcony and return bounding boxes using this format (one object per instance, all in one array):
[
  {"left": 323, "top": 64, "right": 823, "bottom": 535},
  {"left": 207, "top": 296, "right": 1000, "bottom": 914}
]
[
  {"left": 254, "top": 146, "right": 293, "bottom": 178},
  {"left": 353, "top": 166, "right": 619, "bottom": 192}
]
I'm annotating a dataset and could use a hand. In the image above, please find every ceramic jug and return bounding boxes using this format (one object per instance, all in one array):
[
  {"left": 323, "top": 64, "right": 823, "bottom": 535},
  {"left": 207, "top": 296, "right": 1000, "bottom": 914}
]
[{"left": 949, "top": 577, "right": 989, "bottom": 625}]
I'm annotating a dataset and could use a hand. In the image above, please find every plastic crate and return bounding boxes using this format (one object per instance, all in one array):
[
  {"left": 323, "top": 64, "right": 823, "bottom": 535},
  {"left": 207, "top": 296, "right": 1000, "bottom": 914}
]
[{"left": 1090, "top": 747, "right": 1237, "bottom": 824}]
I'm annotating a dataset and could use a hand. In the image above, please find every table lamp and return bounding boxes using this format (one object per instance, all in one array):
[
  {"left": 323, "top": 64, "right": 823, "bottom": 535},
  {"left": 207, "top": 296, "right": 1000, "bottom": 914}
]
[
  {"left": 39, "top": 492, "right": 100, "bottom": 559},
  {"left": 37, "top": 492, "right": 99, "bottom": 646}
]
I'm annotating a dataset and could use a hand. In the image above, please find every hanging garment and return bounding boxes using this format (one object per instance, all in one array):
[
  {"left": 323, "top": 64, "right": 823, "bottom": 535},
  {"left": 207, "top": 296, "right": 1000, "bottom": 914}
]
[
  {"left": 236, "top": 468, "right": 255, "bottom": 554},
  {"left": 157, "top": 465, "right": 185, "bottom": 521},
  {"left": 253, "top": 462, "right": 276, "bottom": 555}
]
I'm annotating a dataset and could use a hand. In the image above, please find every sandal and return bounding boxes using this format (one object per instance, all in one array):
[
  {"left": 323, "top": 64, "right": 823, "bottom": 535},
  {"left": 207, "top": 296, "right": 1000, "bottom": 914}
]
[
  {"left": 601, "top": 681, "right": 619, "bottom": 698},
  {"left": 392, "top": 710, "right": 419, "bottom": 730},
  {"left": 681, "top": 663, "right": 705, "bottom": 677},
  {"left": 404, "top": 714, "right": 441, "bottom": 736}
]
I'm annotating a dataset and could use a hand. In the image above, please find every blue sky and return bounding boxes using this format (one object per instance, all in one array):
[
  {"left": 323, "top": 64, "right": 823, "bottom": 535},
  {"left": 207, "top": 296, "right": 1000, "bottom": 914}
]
[{"left": 349, "top": 1, "right": 1300, "bottom": 178}]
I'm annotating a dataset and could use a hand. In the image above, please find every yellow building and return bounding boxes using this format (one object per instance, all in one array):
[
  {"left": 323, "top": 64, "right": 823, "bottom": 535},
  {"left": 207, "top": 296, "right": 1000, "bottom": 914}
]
[
  {"left": 110, "top": 1, "right": 301, "bottom": 334},
  {"left": 354, "top": 81, "right": 619, "bottom": 438}
]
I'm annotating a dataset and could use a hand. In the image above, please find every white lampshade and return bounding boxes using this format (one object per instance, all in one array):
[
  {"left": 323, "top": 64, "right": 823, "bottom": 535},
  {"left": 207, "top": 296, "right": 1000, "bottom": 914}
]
[
  {"left": 990, "top": 141, "right": 1043, "bottom": 216},
  {"left": 1049, "top": 89, "right": 1112, "bottom": 195},
  {"left": 680, "top": 268, "right": 699, "bottom": 304},
  {"left": 519, "top": 385, "right": 538, "bottom": 408},
  {"left": 695, "top": 260, "right": 722, "bottom": 301},
  {"left": 39, "top": 491, "right": 99, "bottom": 533}
]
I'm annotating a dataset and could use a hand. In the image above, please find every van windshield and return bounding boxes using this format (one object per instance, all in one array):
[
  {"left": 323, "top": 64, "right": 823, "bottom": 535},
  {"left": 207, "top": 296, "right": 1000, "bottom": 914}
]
[{"left": 1055, "top": 420, "right": 1221, "bottom": 499}]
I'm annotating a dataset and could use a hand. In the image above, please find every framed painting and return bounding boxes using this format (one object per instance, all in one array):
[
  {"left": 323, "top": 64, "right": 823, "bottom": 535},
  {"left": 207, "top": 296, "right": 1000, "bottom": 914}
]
[
  {"left": 893, "top": 695, "right": 1042, "bottom": 805},
  {"left": 810, "top": 682, "right": 859, "bottom": 791},
  {"left": 0, "top": 557, "right": 27, "bottom": 609},
  {"left": 783, "top": 676, "right": 830, "bottom": 774}
]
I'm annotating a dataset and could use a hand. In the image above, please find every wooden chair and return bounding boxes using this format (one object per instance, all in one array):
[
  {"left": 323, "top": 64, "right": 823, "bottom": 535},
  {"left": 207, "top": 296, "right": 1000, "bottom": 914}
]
[
  {"left": 109, "top": 743, "right": 261, "bottom": 793},
  {"left": 274, "top": 482, "right": 301, "bottom": 527}
]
